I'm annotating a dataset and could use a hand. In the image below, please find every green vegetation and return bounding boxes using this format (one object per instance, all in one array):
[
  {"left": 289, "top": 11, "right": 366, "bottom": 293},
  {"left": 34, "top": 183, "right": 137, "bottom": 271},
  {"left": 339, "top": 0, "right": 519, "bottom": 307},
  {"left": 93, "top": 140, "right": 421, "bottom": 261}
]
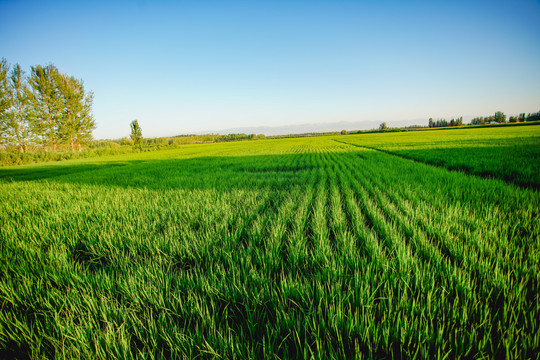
[
  {"left": 339, "top": 125, "right": 540, "bottom": 189},
  {"left": 0, "top": 59, "right": 95, "bottom": 153},
  {"left": 471, "top": 111, "right": 540, "bottom": 125},
  {"left": 130, "top": 120, "right": 143, "bottom": 146},
  {"left": 1, "top": 127, "right": 539, "bottom": 359},
  {"left": 428, "top": 116, "right": 463, "bottom": 128}
]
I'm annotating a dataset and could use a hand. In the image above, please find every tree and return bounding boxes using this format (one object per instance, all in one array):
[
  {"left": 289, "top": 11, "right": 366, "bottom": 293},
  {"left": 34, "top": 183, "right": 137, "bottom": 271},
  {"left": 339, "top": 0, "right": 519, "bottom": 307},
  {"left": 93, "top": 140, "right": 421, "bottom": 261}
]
[
  {"left": 8, "top": 64, "right": 32, "bottom": 152},
  {"left": 73, "top": 92, "right": 95, "bottom": 152},
  {"left": 130, "top": 120, "right": 143, "bottom": 145},
  {"left": 28, "top": 64, "right": 63, "bottom": 152},
  {"left": 428, "top": 118, "right": 433, "bottom": 128},
  {"left": 341, "top": 129, "right": 347, "bottom": 135},
  {"left": 0, "top": 58, "right": 11, "bottom": 149},
  {"left": 379, "top": 122, "right": 388, "bottom": 131},
  {"left": 509, "top": 116, "right": 518, "bottom": 123},
  {"left": 57, "top": 73, "right": 95, "bottom": 151},
  {"left": 525, "top": 111, "right": 540, "bottom": 122},
  {"left": 494, "top": 111, "right": 506, "bottom": 123}
]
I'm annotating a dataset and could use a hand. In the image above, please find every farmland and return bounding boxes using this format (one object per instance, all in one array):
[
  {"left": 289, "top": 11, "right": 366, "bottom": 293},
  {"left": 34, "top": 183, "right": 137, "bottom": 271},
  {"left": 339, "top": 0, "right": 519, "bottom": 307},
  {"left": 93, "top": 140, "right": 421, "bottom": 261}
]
[{"left": 1, "top": 126, "right": 539, "bottom": 359}]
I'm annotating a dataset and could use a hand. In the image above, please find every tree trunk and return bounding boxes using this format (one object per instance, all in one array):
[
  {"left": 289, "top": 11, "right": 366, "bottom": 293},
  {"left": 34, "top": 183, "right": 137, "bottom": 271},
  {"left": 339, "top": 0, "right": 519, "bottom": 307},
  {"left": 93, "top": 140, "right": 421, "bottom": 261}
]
[
  {"left": 70, "top": 140, "right": 74, "bottom": 152},
  {"left": 78, "top": 143, "right": 81, "bottom": 152},
  {"left": 53, "top": 143, "right": 57, "bottom": 152}
]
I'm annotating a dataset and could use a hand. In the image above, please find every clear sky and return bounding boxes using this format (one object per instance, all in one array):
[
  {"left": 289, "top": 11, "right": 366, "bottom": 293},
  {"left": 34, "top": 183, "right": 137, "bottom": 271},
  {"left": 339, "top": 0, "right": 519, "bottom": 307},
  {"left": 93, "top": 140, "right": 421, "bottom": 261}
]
[{"left": 1, "top": 0, "right": 539, "bottom": 139}]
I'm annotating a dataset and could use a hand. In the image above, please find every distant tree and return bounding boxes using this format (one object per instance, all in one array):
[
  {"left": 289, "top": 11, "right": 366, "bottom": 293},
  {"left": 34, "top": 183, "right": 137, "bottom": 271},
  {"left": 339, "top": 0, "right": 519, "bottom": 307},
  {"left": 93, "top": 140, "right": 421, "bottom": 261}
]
[
  {"left": 28, "top": 64, "right": 63, "bottom": 152},
  {"left": 379, "top": 122, "right": 388, "bottom": 131},
  {"left": 341, "top": 129, "right": 347, "bottom": 135},
  {"left": 8, "top": 64, "right": 32, "bottom": 152},
  {"left": 57, "top": 73, "right": 95, "bottom": 151},
  {"left": 518, "top": 113, "right": 525, "bottom": 122},
  {"left": 457, "top": 117, "right": 463, "bottom": 126},
  {"left": 509, "top": 116, "right": 518, "bottom": 123},
  {"left": 428, "top": 118, "right": 433, "bottom": 128},
  {"left": 0, "top": 58, "right": 11, "bottom": 149},
  {"left": 525, "top": 111, "right": 540, "bottom": 122},
  {"left": 494, "top": 111, "right": 506, "bottom": 123},
  {"left": 130, "top": 120, "right": 143, "bottom": 145},
  {"left": 72, "top": 92, "right": 95, "bottom": 152}
]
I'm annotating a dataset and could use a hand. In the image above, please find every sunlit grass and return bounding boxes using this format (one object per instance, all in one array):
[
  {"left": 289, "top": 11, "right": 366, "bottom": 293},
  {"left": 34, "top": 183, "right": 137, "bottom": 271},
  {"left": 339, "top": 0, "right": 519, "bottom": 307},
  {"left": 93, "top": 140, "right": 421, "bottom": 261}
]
[{"left": 1, "top": 131, "right": 539, "bottom": 358}]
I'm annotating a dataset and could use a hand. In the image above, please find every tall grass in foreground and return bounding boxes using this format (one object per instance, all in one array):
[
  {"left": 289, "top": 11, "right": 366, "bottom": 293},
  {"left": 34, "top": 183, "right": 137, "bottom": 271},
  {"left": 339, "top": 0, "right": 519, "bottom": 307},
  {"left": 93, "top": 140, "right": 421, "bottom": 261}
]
[{"left": 0, "top": 135, "right": 539, "bottom": 359}]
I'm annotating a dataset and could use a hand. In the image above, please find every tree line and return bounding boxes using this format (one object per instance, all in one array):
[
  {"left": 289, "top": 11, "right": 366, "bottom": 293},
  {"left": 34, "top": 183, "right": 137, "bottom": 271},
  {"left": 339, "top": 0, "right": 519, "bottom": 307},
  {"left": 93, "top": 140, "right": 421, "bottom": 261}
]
[
  {"left": 428, "top": 117, "right": 463, "bottom": 128},
  {"left": 470, "top": 111, "right": 540, "bottom": 125},
  {"left": 0, "top": 58, "right": 95, "bottom": 152},
  {"left": 119, "top": 122, "right": 267, "bottom": 147}
]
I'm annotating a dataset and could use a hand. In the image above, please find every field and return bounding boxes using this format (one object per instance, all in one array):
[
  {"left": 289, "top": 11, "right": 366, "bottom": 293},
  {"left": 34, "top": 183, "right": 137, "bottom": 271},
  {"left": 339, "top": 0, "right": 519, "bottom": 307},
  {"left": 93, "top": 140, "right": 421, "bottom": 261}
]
[{"left": 1, "top": 126, "right": 539, "bottom": 359}]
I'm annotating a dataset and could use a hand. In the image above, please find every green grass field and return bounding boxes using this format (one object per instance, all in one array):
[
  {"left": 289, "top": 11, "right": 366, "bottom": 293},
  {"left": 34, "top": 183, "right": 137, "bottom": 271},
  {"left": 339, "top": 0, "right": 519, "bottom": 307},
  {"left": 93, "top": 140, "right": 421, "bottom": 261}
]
[{"left": 1, "top": 126, "right": 539, "bottom": 359}]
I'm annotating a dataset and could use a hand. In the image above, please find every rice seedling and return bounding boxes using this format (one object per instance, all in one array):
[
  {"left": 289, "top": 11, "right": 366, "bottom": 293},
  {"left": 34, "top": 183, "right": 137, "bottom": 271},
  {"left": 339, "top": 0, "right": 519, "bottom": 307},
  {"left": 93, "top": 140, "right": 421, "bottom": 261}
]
[{"left": 1, "top": 129, "right": 538, "bottom": 358}]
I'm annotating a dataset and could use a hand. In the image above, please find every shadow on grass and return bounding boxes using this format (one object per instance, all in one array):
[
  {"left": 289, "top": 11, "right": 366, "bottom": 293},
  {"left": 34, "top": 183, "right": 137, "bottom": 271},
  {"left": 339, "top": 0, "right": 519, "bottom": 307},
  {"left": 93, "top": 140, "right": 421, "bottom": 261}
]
[
  {"left": 2, "top": 144, "right": 539, "bottom": 191},
  {"left": 336, "top": 139, "right": 540, "bottom": 190},
  {"left": 0, "top": 153, "right": 317, "bottom": 191}
]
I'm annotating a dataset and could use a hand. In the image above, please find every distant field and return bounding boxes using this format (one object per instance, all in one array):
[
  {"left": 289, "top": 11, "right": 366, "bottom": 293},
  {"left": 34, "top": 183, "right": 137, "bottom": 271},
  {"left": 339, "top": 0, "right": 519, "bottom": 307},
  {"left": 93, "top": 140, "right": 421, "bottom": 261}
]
[
  {"left": 1, "top": 128, "right": 539, "bottom": 359},
  {"left": 341, "top": 124, "right": 540, "bottom": 189}
]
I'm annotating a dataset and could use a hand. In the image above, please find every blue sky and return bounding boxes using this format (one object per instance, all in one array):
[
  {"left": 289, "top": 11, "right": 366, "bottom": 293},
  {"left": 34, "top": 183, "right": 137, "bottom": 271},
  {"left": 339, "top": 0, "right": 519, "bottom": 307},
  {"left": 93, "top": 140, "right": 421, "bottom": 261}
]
[{"left": 1, "top": 0, "right": 539, "bottom": 139}]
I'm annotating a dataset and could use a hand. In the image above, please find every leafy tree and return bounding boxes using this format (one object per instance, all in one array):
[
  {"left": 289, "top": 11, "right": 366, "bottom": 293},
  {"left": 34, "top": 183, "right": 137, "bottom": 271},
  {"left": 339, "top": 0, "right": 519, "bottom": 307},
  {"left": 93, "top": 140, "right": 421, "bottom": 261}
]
[
  {"left": 57, "top": 73, "right": 95, "bottom": 151},
  {"left": 72, "top": 92, "right": 95, "bottom": 152},
  {"left": 130, "top": 120, "right": 143, "bottom": 145},
  {"left": 28, "top": 64, "right": 63, "bottom": 152},
  {"left": 0, "top": 58, "right": 11, "bottom": 149},
  {"left": 518, "top": 113, "right": 525, "bottom": 122},
  {"left": 379, "top": 122, "right": 388, "bottom": 131},
  {"left": 494, "top": 111, "right": 506, "bottom": 123},
  {"left": 8, "top": 64, "right": 32, "bottom": 152},
  {"left": 509, "top": 116, "right": 518, "bottom": 123},
  {"left": 341, "top": 129, "right": 347, "bottom": 135},
  {"left": 525, "top": 111, "right": 540, "bottom": 122}
]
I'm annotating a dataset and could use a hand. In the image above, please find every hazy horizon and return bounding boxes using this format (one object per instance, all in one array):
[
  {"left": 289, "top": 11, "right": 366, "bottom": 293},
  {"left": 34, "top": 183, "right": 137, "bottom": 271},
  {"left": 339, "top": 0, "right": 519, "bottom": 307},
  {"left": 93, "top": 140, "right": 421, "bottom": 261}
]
[{"left": 1, "top": 0, "right": 539, "bottom": 140}]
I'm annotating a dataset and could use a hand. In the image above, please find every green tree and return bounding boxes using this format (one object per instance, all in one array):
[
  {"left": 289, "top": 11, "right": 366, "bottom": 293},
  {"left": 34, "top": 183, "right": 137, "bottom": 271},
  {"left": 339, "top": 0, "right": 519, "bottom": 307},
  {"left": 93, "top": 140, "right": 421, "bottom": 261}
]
[
  {"left": 57, "top": 73, "right": 95, "bottom": 151},
  {"left": 28, "top": 64, "right": 63, "bottom": 152},
  {"left": 494, "top": 111, "right": 506, "bottom": 123},
  {"left": 341, "top": 129, "right": 347, "bottom": 135},
  {"left": 379, "top": 122, "right": 388, "bottom": 131},
  {"left": 0, "top": 58, "right": 11, "bottom": 149},
  {"left": 130, "top": 120, "right": 143, "bottom": 146},
  {"left": 8, "top": 64, "right": 32, "bottom": 152}
]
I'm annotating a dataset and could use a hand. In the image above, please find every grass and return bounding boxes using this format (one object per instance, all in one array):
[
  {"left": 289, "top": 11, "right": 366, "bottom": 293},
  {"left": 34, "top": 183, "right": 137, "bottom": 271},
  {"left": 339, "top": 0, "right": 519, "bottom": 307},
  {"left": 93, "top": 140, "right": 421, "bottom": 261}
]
[
  {"left": 0, "top": 129, "right": 539, "bottom": 359},
  {"left": 340, "top": 124, "right": 540, "bottom": 189}
]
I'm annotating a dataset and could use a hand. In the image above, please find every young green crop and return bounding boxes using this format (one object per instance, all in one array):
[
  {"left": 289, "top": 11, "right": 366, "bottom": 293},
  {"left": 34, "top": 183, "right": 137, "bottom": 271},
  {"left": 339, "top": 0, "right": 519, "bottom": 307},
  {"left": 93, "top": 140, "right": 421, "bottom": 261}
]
[
  {"left": 0, "top": 130, "right": 538, "bottom": 359},
  {"left": 339, "top": 124, "right": 540, "bottom": 189}
]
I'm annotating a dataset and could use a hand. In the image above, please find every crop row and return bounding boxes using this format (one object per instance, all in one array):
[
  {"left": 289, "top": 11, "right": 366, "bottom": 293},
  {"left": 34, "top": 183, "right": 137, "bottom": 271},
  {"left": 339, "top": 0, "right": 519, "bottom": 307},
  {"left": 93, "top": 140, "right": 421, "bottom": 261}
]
[{"left": 0, "top": 137, "right": 538, "bottom": 358}]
